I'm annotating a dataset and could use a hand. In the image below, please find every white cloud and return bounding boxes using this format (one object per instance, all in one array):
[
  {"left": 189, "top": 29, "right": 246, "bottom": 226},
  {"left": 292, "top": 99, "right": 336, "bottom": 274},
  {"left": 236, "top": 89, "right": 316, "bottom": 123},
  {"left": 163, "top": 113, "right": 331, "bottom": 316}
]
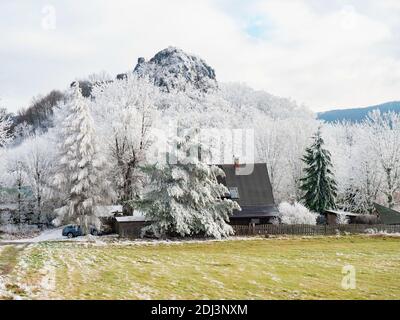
[
  {"left": 245, "top": 0, "right": 399, "bottom": 110},
  {"left": 0, "top": 0, "right": 399, "bottom": 113}
]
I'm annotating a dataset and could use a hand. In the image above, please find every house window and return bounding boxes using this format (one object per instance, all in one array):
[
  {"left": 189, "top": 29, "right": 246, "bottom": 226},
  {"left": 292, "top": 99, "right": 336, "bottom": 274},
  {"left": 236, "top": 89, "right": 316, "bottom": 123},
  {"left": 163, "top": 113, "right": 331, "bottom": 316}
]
[{"left": 229, "top": 187, "right": 240, "bottom": 199}]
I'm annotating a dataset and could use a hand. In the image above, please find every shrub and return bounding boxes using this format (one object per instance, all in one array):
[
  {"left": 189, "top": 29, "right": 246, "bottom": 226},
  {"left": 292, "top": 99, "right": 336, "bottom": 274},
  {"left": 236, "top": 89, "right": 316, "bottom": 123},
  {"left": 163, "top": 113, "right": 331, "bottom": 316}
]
[
  {"left": 278, "top": 202, "right": 318, "bottom": 225},
  {"left": 336, "top": 214, "right": 349, "bottom": 225}
]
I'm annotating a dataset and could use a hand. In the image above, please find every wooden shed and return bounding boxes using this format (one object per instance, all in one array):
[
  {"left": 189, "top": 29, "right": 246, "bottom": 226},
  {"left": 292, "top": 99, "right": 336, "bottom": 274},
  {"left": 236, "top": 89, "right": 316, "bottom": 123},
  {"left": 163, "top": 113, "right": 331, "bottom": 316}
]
[
  {"left": 374, "top": 203, "right": 400, "bottom": 225},
  {"left": 323, "top": 209, "right": 378, "bottom": 225},
  {"left": 114, "top": 212, "right": 152, "bottom": 238}
]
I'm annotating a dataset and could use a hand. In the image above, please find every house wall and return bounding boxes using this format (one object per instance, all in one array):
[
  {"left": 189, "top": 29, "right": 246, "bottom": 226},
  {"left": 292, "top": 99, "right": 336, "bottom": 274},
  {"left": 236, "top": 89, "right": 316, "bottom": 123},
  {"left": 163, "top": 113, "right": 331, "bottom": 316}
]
[
  {"left": 229, "top": 217, "right": 276, "bottom": 225},
  {"left": 326, "top": 213, "right": 337, "bottom": 225},
  {"left": 116, "top": 221, "right": 149, "bottom": 238}
]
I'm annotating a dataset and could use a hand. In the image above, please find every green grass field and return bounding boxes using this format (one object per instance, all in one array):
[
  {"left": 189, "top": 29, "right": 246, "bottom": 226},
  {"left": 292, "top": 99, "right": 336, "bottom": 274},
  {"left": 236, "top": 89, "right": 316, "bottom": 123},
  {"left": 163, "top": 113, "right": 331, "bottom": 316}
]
[{"left": 1, "top": 236, "right": 400, "bottom": 300}]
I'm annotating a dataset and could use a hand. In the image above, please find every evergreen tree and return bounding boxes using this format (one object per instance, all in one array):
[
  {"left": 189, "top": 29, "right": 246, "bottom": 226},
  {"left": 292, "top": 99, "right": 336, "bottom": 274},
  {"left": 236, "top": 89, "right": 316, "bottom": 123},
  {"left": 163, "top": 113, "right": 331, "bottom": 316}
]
[
  {"left": 133, "top": 133, "right": 240, "bottom": 239},
  {"left": 0, "top": 108, "right": 12, "bottom": 148},
  {"left": 300, "top": 128, "right": 337, "bottom": 212},
  {"left": 54, "top": 83, "right": 112, "bottom": 233}
]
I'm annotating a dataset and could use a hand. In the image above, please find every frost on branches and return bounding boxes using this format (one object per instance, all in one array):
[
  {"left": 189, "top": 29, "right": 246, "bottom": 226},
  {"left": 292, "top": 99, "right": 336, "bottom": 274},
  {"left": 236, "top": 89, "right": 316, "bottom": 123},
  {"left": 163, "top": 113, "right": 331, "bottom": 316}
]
[
  {"left": 53, "top": 83, "right": 113, "bottom": 233},
  {"left": 336, "top": 213, "right": 349, "bottom": 225},
  {"left": 133, "top": 133, "right": 240, "bottom": 239},
  {"left": 92, "top": 75, "right": 160, "bottom": 215},
  {"left": 365, "top": 111, "right": 400, "bottom": 208},
  {"left": 278, "top": 202, "right": 318, "bottom": 225},
  {"left": 0, "top": 108, "right": 12, "bottom": 148},
  {"left": 300, "top": 128, "right": 338, "bottom": 213}
]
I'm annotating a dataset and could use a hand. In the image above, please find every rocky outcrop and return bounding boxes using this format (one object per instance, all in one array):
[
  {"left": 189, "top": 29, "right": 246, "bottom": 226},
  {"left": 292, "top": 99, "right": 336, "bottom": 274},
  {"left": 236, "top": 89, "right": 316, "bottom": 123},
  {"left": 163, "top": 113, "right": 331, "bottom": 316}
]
[{"left": 131, "top": 47, "right": 218, "bottom": 92}]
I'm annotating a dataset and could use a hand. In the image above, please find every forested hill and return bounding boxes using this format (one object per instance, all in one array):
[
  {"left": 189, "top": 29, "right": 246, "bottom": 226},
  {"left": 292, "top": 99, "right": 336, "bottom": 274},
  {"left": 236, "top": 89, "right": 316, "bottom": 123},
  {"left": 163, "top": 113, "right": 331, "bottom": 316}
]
[
  {"left": 318, "top": 101, "right": 400, "bottom": 123},
  {"left": 8, "top": 47, "right": 311, "bottom": 137}
]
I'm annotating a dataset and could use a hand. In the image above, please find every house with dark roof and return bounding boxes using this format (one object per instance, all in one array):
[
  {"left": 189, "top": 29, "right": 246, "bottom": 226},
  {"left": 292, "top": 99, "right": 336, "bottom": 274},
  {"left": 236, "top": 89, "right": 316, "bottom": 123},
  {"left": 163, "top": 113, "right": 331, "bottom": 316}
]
[
  {"left": 218, "top": 163, "right": 279, "bottom": 225},
  {"left": 114, "top": 162, "right": 279, "bottom": 238},
  {"left": 374, "top": 203, "right": 400, "bottom": 225}
]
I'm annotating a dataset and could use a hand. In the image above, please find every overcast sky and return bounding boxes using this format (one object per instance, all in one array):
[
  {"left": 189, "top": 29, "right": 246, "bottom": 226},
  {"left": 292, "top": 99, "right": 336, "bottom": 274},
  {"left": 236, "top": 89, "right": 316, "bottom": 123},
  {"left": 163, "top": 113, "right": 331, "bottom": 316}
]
[{"left": 1, "top": 0, "right": 399, "bottom": 113}]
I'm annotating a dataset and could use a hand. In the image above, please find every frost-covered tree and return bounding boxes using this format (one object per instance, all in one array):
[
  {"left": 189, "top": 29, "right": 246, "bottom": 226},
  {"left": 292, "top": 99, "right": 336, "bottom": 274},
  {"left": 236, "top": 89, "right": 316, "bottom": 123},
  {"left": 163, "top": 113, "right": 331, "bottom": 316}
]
[
  {"left": 92, "top": 75, "right": 160, "bottom": 214},
  {"left": 336, "top": 213, "right": 349, "bottom": 225},
  {"left": 350, "top": 129, "right": 382, "bottom": 212},
  {"left": 20, "top": 133, "right": 55, "bottom": 220},
  {"left": 300, "top": 128, "right": 337, "bottom": 213},
  {"left": 133, "top": 132, "right": 240, "bottom": 239},
  {"left": 323, "top": 121, "right": 386, "bottom": 213},
  {"left": 278, "top": 202, "right": 318, "bottom": 225},
  {"left": 283, "top": 119, "right": 318, "bottom": 201},
  {"left": 220, "top": 83, "right": 313, "bottom": 120},
  {"left": 255, "top": 117, "right": 318, "bottom": 202},
  {"left": 12, "top": 121, "right": 34, "bottom": 145},
  {"left": 2, "top": 132, "right": 55, "bottom": 223},
  {"left": 6, "top": 157, "right": 28, "bottom": 223},
  {"left": 0, "top": 107, "right": 12, "bottom": 148},
  {"left": 330, "top": 123, "right": 382, "bottom": 213},
  {"left": 53, "top": 83, "right": 112, "bottom": 233},
  {"left": 255, "top": 116, "right": 284, "bottom": 194},
  {"left": 364, "top": 111, "right": 400, "bottom": 208},
  {"left": 0, "top": 108, "right": 12, "bottom": 199}
]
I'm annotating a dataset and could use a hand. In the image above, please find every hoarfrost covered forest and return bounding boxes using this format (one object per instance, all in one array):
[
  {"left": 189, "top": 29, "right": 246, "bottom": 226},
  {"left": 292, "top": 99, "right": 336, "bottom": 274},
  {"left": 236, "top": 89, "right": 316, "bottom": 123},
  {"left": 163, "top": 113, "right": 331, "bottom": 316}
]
[{"left": 1, "top": 47, "right": 400, "bottom": 232}]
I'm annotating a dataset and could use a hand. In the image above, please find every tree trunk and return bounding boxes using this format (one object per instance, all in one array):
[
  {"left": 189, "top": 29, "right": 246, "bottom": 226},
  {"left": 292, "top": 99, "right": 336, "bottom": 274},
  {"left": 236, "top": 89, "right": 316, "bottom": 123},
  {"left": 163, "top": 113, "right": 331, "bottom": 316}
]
[
  {"left": 386, "top": 168, "right": 394, "bottom": 208},
  {"left": 122, "top": 160, "right": 135, "bottom": 215},
  {"left": 17, "top": 178, "right": 22, "bottom": 224}
]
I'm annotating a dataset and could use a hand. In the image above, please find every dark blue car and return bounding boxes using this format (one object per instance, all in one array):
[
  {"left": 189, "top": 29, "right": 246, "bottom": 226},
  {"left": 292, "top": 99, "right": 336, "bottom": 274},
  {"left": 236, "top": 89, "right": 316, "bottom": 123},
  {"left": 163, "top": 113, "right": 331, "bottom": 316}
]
[{"left": 62, "top": 225, "right": 100, "bottom": 238}]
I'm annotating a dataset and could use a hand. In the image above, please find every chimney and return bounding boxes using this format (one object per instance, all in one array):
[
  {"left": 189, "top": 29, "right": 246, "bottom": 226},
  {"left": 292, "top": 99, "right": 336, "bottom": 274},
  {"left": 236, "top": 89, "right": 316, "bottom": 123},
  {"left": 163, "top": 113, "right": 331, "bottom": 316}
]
[{"left": 234, "top": 157, "right": 240, "bottom": 169}]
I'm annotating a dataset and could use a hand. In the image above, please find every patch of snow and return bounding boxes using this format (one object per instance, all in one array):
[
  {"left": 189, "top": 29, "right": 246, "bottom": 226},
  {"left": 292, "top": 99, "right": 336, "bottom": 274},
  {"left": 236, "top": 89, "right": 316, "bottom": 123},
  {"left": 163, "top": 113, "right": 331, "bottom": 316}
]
[
  {"left": 365, "top": 229, "right": 400, "bottom": 237},
  {"left": 5, "top": 227, "right": 66, "bottom": 243},
  {"left": 0, "top": 203, "right": 18, "bottom": 210},
  {"left": 0, "top": 224, "right": 40, "bottom": 236},
  {"left": 0, "top": 276, "right": 12, "bottom": 299}
]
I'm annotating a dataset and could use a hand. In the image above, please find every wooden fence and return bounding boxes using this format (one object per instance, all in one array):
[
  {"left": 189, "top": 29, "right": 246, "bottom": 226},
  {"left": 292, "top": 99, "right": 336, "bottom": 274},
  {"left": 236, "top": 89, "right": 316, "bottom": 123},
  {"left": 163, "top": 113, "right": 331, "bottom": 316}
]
[{"left": 232, "top": 224, "right": 400, "bottom": 236}]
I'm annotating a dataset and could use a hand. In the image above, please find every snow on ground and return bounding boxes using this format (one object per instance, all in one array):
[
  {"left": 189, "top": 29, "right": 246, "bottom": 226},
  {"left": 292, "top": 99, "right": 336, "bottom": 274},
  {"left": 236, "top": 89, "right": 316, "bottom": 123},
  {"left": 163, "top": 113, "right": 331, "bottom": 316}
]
[
  {"left": 4, "top": 227, "right": 397, "bottom": 245},
  {"left": 2, "top": 227, "right": 66, "bottom": 243},
  {"left": 0, "top": 224, "right": 40, "bottom": 236},
  {"left": 0, "top": 203, "right": 18, "bottom": 210},
  {"left": 0, "top": 276, "right": 8, "bottom": 298},
  {"left": 0, "top": 227, "right": 117, "bottom": 244},
  {"left": 364, "top": 229, "right": 400, "bottom": 237}
]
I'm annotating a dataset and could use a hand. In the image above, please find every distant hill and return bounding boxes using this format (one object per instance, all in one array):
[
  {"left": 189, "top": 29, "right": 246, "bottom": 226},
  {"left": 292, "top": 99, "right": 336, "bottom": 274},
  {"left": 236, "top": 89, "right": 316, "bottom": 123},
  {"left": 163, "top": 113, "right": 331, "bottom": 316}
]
[
  {"left": 318, "top": 101, "right": 400, "bottom": 123},
  {"left": 10, "top": 46, "right": 310, "bottom": 139}
]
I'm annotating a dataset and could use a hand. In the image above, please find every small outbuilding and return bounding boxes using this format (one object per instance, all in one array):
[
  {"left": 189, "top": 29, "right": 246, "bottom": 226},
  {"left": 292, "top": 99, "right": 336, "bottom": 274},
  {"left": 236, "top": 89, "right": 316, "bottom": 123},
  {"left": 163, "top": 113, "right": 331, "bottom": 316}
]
[
  {"left": 374, "top": 203, "right": 400, "bottom": 225},
  {"left": 95, "top": 205, "right": 123, "bottom": 234},
  {"left": 114, "top": 211, "right": 152, "bottom": 238},
  {"left": 322, "top": 209, "right": 378, "bottom": 225}
]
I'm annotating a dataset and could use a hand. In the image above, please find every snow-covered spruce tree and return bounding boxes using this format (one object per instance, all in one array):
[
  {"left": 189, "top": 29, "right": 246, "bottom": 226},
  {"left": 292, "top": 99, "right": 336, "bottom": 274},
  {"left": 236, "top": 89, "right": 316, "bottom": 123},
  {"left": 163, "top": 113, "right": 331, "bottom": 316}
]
[
  {"left": 0, "top": 108, "right": 12, "bottom": 148},
  {"left": 300, "top": 128, "right": 337, "bottom": 213},
  {"left": 53, "top": 83, "right": 112, "bottom": 233},
  {"left": 132, "top": 133, "right": 240, "bottom": 239}
]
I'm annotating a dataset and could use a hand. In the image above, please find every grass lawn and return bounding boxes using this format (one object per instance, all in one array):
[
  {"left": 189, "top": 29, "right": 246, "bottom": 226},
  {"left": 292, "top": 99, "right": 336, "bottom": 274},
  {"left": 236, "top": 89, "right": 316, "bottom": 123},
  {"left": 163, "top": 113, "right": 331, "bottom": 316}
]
[{"left": 0, "top": 235, "right": 400, "bottom": 300}]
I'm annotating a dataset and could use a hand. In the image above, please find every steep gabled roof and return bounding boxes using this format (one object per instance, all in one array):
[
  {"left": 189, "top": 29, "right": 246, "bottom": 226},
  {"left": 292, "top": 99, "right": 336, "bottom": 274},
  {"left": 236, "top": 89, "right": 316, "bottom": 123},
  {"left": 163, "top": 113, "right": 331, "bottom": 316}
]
[
  {"left": 217, "top": 163, "right": 275, "bottom": 207},
  {"left": 324, "top": 209, "right": 364, "bottom": 217},
  {"left": 374, "top": 203, "right": 400, "bottom": 225}
]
